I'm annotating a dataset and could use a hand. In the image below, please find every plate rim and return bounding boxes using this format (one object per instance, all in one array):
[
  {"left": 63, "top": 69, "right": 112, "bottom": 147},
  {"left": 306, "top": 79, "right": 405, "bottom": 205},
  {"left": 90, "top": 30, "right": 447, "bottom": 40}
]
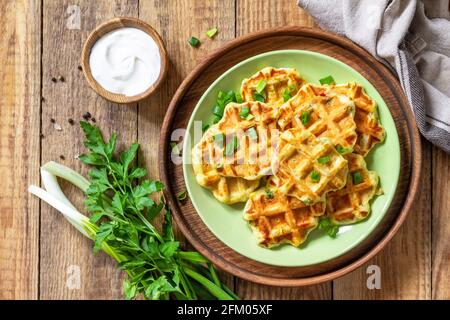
[
  {"left": 182, "top": 48, "right": 401, "bottom": 267},
  {"left": 158, "top": 26, "right": 422, "bottom": 286}
]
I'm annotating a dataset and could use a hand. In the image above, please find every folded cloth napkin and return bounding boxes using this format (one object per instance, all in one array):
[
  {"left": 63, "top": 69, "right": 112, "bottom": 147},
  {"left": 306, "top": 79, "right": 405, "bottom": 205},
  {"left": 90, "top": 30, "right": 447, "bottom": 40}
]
[{"left": 298, "top": 0, "right": 450, "bottom": 153}]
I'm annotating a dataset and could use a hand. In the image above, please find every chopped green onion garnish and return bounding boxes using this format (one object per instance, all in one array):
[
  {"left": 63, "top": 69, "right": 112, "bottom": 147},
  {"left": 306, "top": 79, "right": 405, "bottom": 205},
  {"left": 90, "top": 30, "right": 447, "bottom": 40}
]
[
  {"left": 177, "top": 191, "right": 187, "bottom": 201},
  {"left": 206, "top": 27, "right": 218, "bottom": 39},
  {"left": 170, "top": 142, "right": 180, "bottom": 155},
  {"left": 212, "top": 115, "right": 221, "bottom": 124},
  {"left": 282, "top": 88, "right": 291, "bottom": 102},
  {"left": 213, "top": 133, "right": 224, "bottom": 145},
  {"left": 235, "top": 92, "right": 243, "bottom": 103},
  {"left": 256, "top": 79, "right": 267, "bottom": 93},
  {"left": 212, "top": 105, "right": 224, "bottom": 117},
  {"left": 247, "top": 127, "right": 258, "bottom": 140},
  {"left": 216, "top": 163, "right": 223, "bottom": 169},
  {"left": 302, "top": 197, "right": 312, "bottom": 206},
  {"left": 336, "top": 145, "right": 349, "bottom": 155},
  {"left": 253, "top": 92, "right": 265, "bottom": 102},
  {"left": 310, "top": 170, "right": 320, "bottom": 182},
  {"left": 301, "top": 111, "right": 311, "bottom": 125},
  {"left": 319, "top": 217, "right": 331, "bottom": 229},
  {"left": 202, "top": 123, "right": 210, "bottom": 132},
  {"left": 319, "top": 75, "right": 335, "bottom": 85},
  {"left": 246, "top": 114, "right": 255, "bottom": 121},
  {"left": 239, "top": 106, "right": 250, "bottom": 118},
  {"left": 265, "top": 189, "right": 274, "bottom": 199},
  {"left": 188, "top": 36, "right": 200, "bottom": 48},
  {"left": 327, "top": 225, "right": 339, "bottom": 238},
  {"left": 353, "top": 171, "right": 363, "bottom": 185},
  {"left": 288, "top": 84, "right": 297, "bottom": 91},
  {"left": 317, "top": 155, "right": 330, "bottom": 164},
  {"left": 224, "top": 135, "right": 239, "bottom": 156}
]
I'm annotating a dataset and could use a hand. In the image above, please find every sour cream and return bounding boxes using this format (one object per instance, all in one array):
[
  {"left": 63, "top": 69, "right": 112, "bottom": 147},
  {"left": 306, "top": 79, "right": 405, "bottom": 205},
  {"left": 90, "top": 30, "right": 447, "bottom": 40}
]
[{"left": 89, "top": 27, "right": 161, "bottom": 96}]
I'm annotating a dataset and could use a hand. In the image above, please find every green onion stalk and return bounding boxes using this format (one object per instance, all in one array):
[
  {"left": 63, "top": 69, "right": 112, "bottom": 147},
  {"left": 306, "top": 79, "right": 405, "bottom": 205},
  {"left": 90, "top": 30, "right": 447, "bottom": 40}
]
[{"left": 28, "top": 122, "right": 238, "bottom": 301}]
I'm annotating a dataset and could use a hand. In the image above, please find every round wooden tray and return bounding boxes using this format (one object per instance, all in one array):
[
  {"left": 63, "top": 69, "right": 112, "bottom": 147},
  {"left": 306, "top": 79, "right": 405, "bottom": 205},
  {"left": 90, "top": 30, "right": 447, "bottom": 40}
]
[{"left": 159, "top": 27, "right": 422, "bottom": 286}]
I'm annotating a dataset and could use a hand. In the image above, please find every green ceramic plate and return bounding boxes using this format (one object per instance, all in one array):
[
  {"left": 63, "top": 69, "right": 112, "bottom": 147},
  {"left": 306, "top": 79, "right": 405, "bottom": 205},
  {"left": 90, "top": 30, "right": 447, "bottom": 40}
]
[{"left": 182, "top": 50, "right": 400, "bottom": 267}]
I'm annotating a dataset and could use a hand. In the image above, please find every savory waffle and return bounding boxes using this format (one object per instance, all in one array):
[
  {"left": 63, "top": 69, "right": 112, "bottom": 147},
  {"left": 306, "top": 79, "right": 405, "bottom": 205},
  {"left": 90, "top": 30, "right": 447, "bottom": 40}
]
[
  {"left": 243, "top": 184, "right": 325, "bottom": 248},
  {"left": 278, "top": 83, "right": 358, "bottom": 153},
  {"left": 200, "top": 101, "right": 279, "bottom": 181},
  {"left": 241, "top": 67, "right": 304, "bottom": 108},
  {"left": 273, "top": 127, "right": 348, "bottom": 204},
  {"left": 330, "top": 83, "right": 385, "bottom": 156},
  {"left": 326, "top": 153, "right": 380, "bottom": 224},
  {"left": 192, "top": 140, "right": 260, "bottom": 204}
]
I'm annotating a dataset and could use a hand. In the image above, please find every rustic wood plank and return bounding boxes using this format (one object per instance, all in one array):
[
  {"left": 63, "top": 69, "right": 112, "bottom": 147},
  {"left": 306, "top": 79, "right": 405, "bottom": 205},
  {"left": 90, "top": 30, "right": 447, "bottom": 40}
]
[
  {"left": 234, "top": 0, "right": 330, "bottom": 299},
  {"left": 334, "top": 142, "right": 432, "bottom": 299},
  {"left": 0, "top": 0, "right": 41, "bottom": 300},
  {"left": 40, "top": 0, "right": 138, "bottom": 299},
  {"left": 432, "top": 146, "right": 450, "bottom": 299},
  {"left": 138, "top": 0, "right": 237, "bottom": 292}
]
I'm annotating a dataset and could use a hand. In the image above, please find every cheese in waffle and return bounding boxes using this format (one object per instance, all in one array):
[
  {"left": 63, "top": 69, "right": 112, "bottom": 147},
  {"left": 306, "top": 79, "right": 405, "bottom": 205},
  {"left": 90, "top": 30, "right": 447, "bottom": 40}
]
[
  {"left": 195, "top": 101, "right": 279, "bottom": 181},
  {"left": 326, "top": 153, "right": 380, "bottom": 224},
  {"left": 243, "top": 184, "right": 325, "bottom": 248},
  {"left": 192, "top": 139, "right": 260, "bottom": 204},
  {"left": 241, "top": 67, "right": 304, "bottom": 108},
  {"left": 278, "top": 83, "right": 358, "bottom": 153},
  {"left": 273, "top": 127, "right": 348, "bottom": 204},
  {"left": 330, "top": 83, "right": 386, "bottom": 156}
]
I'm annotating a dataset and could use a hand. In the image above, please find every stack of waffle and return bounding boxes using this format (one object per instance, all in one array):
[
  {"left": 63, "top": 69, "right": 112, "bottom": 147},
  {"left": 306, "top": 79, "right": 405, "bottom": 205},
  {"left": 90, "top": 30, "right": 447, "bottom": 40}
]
[{"left": 192, "top": 67, "right": 385, "bottom": 248}]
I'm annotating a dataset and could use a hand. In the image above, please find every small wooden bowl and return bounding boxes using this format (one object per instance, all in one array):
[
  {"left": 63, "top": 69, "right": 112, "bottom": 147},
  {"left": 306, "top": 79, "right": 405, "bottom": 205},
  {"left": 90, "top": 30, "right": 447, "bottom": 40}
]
[{"left": 81, "top": 17, "right": 168, "bottom": 104}]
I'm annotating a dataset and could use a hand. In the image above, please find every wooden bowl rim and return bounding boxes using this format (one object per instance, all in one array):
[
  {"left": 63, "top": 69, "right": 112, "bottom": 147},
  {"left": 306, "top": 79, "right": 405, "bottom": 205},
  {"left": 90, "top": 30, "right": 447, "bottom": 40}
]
[
  {"left": 80, "top": 17, "right": 168, "bottom": 104},
  {"left": 158, "top": 26, "right": 422, "bottom": 286}
]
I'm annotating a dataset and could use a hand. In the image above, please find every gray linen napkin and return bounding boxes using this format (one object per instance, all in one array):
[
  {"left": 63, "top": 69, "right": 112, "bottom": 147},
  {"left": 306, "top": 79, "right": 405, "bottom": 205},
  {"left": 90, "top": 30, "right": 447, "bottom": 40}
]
[{"left": 298, "top": 0, "right": 450, "bottom": 153}]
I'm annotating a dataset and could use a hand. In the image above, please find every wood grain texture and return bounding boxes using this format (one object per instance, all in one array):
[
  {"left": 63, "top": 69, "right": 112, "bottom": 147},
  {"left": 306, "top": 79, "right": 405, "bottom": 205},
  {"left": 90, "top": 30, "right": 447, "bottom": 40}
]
[
  {"left": 40, "top": 0, "right": 139, "bottom": 299},
  {"left": 432, "top": 146, "right": 450, "bottom": 299},
  {"left": 0, "top": 0, "right": 41, "bottom": 299},
  {"left": 235, "top": 0, "right": 328, "bottom": 299},
  {"left": 138, "top": 0, "right": 237, "bottom": 291},
  {"left": 334, "top": 141, "right": 431, "bottom": 299}
]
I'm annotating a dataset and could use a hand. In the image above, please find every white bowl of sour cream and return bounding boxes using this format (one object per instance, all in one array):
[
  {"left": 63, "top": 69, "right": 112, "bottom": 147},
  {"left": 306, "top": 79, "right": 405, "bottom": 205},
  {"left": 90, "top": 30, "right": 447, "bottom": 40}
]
[{"left": 81, "top": 17, "right": 168, "bottom": 104}]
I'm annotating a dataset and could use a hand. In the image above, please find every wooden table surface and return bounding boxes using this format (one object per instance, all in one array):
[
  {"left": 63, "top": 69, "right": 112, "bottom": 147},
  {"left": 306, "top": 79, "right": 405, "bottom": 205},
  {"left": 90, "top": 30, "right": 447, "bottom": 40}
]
[{"left": 1, "top": 0, "right": 449, "bottom": 300}]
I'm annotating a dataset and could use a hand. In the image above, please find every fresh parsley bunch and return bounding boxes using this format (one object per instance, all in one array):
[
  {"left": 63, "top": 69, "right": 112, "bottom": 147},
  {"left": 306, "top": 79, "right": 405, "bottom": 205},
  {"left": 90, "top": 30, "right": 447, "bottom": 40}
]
[{"left": 78, "top": 121, "right": 237, "bottom": 300}]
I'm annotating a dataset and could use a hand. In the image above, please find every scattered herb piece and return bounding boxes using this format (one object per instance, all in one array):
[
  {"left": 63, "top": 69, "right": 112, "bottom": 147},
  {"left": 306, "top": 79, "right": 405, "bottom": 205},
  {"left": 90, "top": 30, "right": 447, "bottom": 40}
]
[
  {"left": 256, "top": 79, "right": 267, "bottom": 93},
  {"left": 91, "top": 118, "right": 96, "bottom": 123},
  {"left": 212, "top": 105, "right": 224, "bottom": 118},
  {"left": 253, "top": 92, "right": 265, "bottom": 102},
  {"left": 282, "top": 88, "right": 291, "bottom": 102},
  {"left": 58, "top": 76, "right": 65, "bottom": 82},
  {"left": 235, "top": 92, "right": 243, "bottom": 103},
  {"left": 319, "top": 75, "right": 335, "bottom": 85},
  {"left": 202, "top": 124, "right": 210, "bottom": 132},
  {"left": 51, "top": 77, "right": 57, "bottom": 83},
  {"left": 239, "top": 106, "right": 250, "bottom": 118},
  {"left": 265, "top": 189, "right": 274, "bottom": 199},
  {"left": 288, "top": 84, "right": 297, "bottom": 91},
  {"left": 68, "top": 118, "right": 75, "bottom": 125},
  {"left": 301, "top": 111, "right": 311, "bottom": 125},
  {"left": 82, "top": 112, "right": 92, "bottom": 121},
  {"left": 188, "top": 36, "right": 200, "bottom": 48},
  {"left": 246, "top": 114, "right": 255, "bottom": 121},
  {"left": 213, "top": 133, "right": 224, "bottom": 145},
  {"left": 50, "top": 118, "right": 56, "bottom": 123},
  {"left": 176, "top": 191, "right": 187, "bottom": 201},
  {"left": 77, "top": 65, "right": 83, "bottom": 71},
  {"left": 212, "top": 115, "right": 221, "bottom": 124},
  {"left": 59, "top": 155, "right": 65, "bottom": 160},
  {"left": 302, "top": 197, "right": 312, "bottom": 206},
  {"left": 216, "top": 163, "right": 223, "bottom": 169},
  {"left": 224, "top": 135, "right": 238, "bottom": 156},
  {"left": 336, "top": 145, "right": 349, "bottom": 155},
  {"left": 310, "top": 170, "right": 320, "bottom": 182},
  {"left": 205, "top": 27, "right": 218, "bottom": 39},
  {"left": 319, "top": 217, "right": 339, "bottom": 238},
  {"left": 317, "top": 155, "right": 330, "bottom": 164},
  {"left": 247, "top": 127, "right": 258, "bottom": 140},
  {"left": 353, "top": 171, "right": 363, "bottom": 185}
]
